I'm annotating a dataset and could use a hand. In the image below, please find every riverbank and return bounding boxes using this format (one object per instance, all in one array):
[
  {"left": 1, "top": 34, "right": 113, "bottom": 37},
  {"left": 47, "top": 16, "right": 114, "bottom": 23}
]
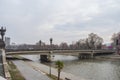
[
  {"left": 95, "top": 54, "right": 120, "bottom": 61},
  {"left": 7, "top": 55, "right": 51, "bottom": 80},
  {"left": 7, "top": 55, "right": 87, "bottom": 80},
  {"left": 25, "top": 60, "right": 86, "bottom": 80},
  {"left": 9, "top": 59, "right": 86, "bottom": 80}
]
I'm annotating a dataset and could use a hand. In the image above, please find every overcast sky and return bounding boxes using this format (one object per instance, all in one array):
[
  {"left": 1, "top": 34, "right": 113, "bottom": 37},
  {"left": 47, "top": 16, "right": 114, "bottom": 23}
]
[{"left": 0, "top": 0, "right": 120, "bottom": 44}]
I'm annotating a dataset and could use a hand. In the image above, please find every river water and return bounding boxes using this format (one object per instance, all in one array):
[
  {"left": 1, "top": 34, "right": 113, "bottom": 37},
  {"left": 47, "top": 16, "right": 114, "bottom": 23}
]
[{"left": 21, "top": 55, "right": 120, "bottom": 80}]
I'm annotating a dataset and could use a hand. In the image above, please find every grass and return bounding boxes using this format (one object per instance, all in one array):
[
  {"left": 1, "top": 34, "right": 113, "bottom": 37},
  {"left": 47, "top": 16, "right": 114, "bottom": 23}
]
[
  {"left": 7, "top": 61, "right": 25, "bottom": 80},
  {"left": 12, "top": 55, "right": 24, "bottom": 59},
  {"left": 11, "top": 55, "right": 30, "bottom": 60}
]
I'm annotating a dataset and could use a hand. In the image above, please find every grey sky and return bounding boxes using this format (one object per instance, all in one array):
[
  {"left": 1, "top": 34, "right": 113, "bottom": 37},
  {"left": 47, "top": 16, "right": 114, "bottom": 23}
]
[{"left": 0, "top": 0, "right": 120, "bottom": 44}]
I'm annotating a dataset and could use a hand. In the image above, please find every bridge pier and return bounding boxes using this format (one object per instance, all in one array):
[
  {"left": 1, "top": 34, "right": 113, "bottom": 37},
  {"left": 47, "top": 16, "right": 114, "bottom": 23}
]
[
  {"left": 78, "top": 54, "right": 92, "bottom": 59},
  {"left": 91, "top": 50, "right": 94, "bottom": 58},
  {"left": 40, "top": 55, "right": 49, "bottom": 63},
  {"left": 78, "top": 51, "right": 95, "bottom": 59}
]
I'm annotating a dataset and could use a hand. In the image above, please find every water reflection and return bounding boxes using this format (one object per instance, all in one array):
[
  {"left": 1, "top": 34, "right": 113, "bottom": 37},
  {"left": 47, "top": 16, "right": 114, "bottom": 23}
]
[
  {"left": 52, "top": 55, "right": 78, "bottom": 61},
  {"left": 21, "top": 55, "right": 120, "bottom": 80}
]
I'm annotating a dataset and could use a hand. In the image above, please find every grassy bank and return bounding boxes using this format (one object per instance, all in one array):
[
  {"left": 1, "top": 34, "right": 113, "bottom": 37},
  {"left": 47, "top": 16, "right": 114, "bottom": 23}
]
[
  {"left": 7, "top": 61, "right": 25, "bottom": 80},
  {"left": 7, "top": 55, "right": 30, "bottom": 61}
]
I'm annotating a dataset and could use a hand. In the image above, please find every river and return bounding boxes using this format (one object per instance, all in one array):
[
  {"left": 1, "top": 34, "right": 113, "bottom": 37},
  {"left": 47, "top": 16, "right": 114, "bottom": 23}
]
[{"left": 21, "top": 55, "right": 120, "bottom": 80}]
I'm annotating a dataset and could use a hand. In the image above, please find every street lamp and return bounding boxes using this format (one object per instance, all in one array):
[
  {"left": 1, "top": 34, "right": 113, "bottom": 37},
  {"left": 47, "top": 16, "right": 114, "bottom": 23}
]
[
  {"left": 49, "top": 38, "right": 53, "bottom": 76},
  {"left": 39, "top": 40, "right": 42, "bottom": 50},
  {"left": 0, "top": 27, "right": 6, "bottom": 41},
  {"left": 50, "top": 38, "right": 53, "bottom": 48}
]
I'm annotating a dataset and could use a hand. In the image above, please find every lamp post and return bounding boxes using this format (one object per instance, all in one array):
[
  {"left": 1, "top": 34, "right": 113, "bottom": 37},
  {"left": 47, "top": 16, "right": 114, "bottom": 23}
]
[
  {"left": 49, "top": 38, "right": 53, "bottom": 76},
  {"left": 50, "top": 38, "right": 53, "bottom": 48},
  {"left": 39, "top": 40, "right": 42, "bottom": 50}
]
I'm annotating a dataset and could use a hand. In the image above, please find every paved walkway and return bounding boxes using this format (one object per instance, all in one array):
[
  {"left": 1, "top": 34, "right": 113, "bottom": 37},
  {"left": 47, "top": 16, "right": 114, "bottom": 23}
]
[
  {"left": 25, "top": 61, "right": 87, "bottom": 80},
  {"left": 13, "top": 60, "right": 50, "bottom": 80}
]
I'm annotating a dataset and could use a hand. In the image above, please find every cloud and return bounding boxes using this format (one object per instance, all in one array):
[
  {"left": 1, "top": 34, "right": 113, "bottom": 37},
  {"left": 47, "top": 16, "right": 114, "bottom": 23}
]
[{"left": 0, "top": 0, "right": 120, "bottom": 44}]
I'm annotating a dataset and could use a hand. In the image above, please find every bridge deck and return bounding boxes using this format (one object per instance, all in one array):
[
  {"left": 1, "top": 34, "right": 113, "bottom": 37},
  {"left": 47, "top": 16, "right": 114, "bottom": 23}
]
[{"left": 6, "top": 50, "right": 115, "bottom": 56}]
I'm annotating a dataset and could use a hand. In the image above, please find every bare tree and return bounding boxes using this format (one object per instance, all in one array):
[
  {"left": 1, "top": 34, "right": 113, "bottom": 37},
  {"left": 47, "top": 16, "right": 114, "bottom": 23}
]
[
  {"left": 111, "top": 32, "right": 120, "bottom": 49},
  {"left": 59, "top": 42, "right": 68, "bottom": 50},
  {"left": 77, "top": 39, "right": 87, "bottom": 49},
  {"left": 86, "top": 33, "right": 103, "bottom": 49}
]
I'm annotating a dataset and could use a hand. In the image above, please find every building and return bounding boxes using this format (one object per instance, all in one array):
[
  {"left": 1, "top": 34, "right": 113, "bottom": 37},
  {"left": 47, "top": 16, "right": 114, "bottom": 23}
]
[
  {"left": 5, "top": 37, "right": 10, "bottom": 46},
  {"left": 116, "top": 33, "right": 120, "bottom": 55}
]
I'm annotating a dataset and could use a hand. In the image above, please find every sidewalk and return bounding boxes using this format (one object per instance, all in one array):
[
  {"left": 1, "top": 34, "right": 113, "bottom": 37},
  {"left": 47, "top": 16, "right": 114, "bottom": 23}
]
[
  {"left": 13, "top": 60, "right": 50, "bottom": 80},
  {"left": 25, "top": 61, "right": 87, "bottom": 80}
]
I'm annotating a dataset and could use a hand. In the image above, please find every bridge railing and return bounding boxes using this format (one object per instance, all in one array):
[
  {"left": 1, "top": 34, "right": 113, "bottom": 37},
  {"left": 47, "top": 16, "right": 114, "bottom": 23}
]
[{"left": 6, "top": 48, "right": 115, "bottom": 52}]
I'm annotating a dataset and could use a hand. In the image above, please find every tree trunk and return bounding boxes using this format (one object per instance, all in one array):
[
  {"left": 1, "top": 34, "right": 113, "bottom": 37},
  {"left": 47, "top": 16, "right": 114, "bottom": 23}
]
[{"left": 58, "top": 69, "right": 61, "bottom": 80}]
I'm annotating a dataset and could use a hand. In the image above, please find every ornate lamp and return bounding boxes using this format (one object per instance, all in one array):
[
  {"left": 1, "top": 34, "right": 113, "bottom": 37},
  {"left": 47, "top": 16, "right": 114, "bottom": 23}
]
[{"left": 0, "top": 27, "right": 6, "bottom": 41}]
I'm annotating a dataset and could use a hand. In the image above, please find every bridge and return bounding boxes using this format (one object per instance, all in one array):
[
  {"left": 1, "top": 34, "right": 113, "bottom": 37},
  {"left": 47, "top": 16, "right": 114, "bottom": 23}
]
[
  {"left": 6, "top": 50, "right": 115, "bottom": 62},
  {"left": 6, "top": 49, "right": 115, "bottom": 55}
]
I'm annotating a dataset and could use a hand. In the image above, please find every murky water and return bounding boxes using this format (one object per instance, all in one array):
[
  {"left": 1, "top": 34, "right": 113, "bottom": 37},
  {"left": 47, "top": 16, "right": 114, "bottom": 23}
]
[{"left": 21, "top": 55, "right": 120, "bottom": 80}]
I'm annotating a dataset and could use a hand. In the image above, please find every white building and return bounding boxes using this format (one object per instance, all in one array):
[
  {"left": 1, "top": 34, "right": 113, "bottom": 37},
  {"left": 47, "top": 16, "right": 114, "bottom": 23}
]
[{"left": 5, "top": 37, "right": 10, "bottom": 46}]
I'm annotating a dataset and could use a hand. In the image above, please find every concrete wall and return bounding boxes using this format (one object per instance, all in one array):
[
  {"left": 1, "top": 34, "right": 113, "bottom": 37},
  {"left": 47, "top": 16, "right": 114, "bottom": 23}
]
[{"left": 1, "top": 49, "right": 11, "bottom": 80}]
